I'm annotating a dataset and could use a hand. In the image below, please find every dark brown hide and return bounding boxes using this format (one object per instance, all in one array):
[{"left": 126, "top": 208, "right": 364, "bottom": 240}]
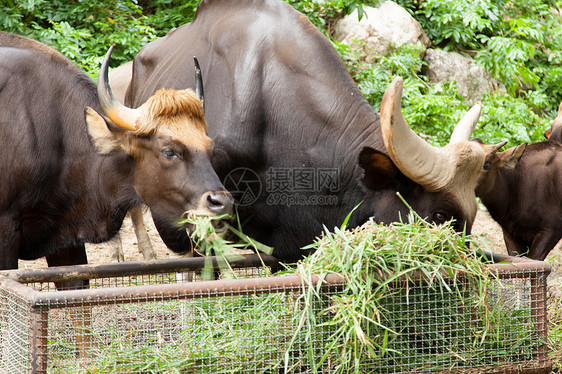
[
  {"left": 476, "top": 141, "right": 562, "bottom": 260},
  {"left": 124, "top": 0, "right": 487, "bottom": 261},
  {"left": 0, "top": 32, "right": 231, "bottom": 272}
]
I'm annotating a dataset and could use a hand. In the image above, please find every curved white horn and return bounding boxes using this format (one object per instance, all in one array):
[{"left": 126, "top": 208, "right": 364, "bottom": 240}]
[
  {"left": 97, "top": 46, "right": 140, "bottom": 131},
  {"left": 380, "top": 77, "right": 454, "bottom": 191},
  {"left": 449, "top": 102, "right": 482, "bottom": 144}
]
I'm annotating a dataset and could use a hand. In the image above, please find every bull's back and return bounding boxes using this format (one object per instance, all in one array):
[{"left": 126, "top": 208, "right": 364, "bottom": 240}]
[
  {"left": 0, "top": 48, "right": 63, "bottom": 205},
  {"left": 510, "top": 142, "right": 562, "bottom": 229},
  {"left": 129, "top": 0, "right": 357, "bottom": 111},
  {"left": 0, "top": 35, "right": 104, "bottom": 259},
  {"left": 128, "top": 0, "right": 373, "bottom": 160}
]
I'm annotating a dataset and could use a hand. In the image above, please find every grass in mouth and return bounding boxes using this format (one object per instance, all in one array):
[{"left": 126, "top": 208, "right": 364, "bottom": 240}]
[{"left": 181, "top": 212, "right": 273, "bottom": 280}]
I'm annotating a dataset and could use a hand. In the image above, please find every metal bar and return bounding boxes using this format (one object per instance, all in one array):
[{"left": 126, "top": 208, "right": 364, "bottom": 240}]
[
  {"left": 11, "top": 257, "right": 549, "bottom": 310},
  {"left": 25, "top": 259, "right": 549, "bottom": 309},
  {"left": 472, "top": 250, "right": 552, "bottom": 276},
  {"left": 530, "top": 270, "right": 550, "bottom": 365},
  {"left": 474, "top": 249, "right": 517, "bottom": 263},
  {"left": 431, "top": 363, "right": 552, "bottom": 373},
  {"left": 0, "top": 276, "right": 39, "bottom": 301},
  {"left": 0, "top": 277, "right": 47, "bottom": 373},
  {"left": 489, "top": 261, "right": 551, "bottom": 279},
  {"left": 1, "top": 253, "right": 550, "bottom": 373},
  {"left": 30, "top": 273, "right": 344, "bottom": 309},
  {"left": 2, "top": 252, "right": 551, "bottom": 285},
  {"left": 29, "top": 308, "right": 48, "bottom": 374},
  {"left": 0, "top": 254, "right": 281, "bottom": 284}
]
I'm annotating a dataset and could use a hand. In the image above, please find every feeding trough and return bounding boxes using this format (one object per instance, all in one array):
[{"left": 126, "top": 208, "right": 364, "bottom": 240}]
[{"left": 0, "top": 252, "right": 551, "bottom": 373}]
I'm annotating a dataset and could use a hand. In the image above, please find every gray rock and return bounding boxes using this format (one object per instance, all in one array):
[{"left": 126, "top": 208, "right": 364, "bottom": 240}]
[
  {"left": 422, "top": 49, "right": 501, "bottom": 104},
  {"left": 334, "top": 1, "right": 430, "bottom": 63}
]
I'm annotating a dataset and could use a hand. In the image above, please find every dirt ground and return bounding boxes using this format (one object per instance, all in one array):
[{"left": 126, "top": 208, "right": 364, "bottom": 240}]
[{"left": 17, "top": 209, "right": 562, "bottom": 297}]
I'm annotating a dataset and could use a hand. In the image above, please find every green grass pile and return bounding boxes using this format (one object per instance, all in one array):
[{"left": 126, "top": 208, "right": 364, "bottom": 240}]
[
  {"left": 182, "top": 213, "right": 273, "bottom": 280},
  {"left": 290, "top": 212, "right": 541, "bottom": 373}
]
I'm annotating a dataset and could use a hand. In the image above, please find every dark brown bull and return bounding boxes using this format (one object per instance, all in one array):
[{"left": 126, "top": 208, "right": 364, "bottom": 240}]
[
  {"left": 0, "top": 32, "right": 233, "bottom": 274},
  {"left": 476, "top": 140, "right": 562, "bottom": 260},
  {"left": 122, "top": 0, "right": 501, "bottom": 261}
]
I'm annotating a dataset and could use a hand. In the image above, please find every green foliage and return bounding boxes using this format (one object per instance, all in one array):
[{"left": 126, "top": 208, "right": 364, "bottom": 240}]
[
  {"left": 3, "top": 1, "right": 559, "bottom": 369},
  {"left": 475, "top": 34, "right": 539, "bottom": 95},
  {"left": 403, "top": 82, "right": 469, "bottom": 146},
  {"left": 346, "top": 40, "right": 550, "bottom": 147},
  {"left": 394, "top": 0, "right": 562, "bottom": 132},
  {"left": 139, "top": 0, "right": 199, "bottom": 34},
  {"left": 50, "top": 292, "right": 306, "bottom": 372},
  {"left": 182, "top": 213, "right": 273, "bottom": 280},
  {"left": 347, "top": 43, "right": 467, "bottom": 146},
  {"left": 541, "top": 66, "right": 562, "bottom": 112},
  {"left": 396, "top": 0, "right": 500, "bottom": 50},
  {"left": 286, "top": 0, "right": 378, "bottom": 35},
  {"left": 474, "top": 92, "right": 551, "bottom": 146},
  {"left": 0, "top": 0, "right": 156, "bottom": 77},
  {"left": 348, "top": 0, "right": 560, "bottom": 146},
  {"left": 353, "top": 43, "right": 427, "bottom": 110},
  {"left": 1, "top": 0, "right": 560, "bottom": 145}
]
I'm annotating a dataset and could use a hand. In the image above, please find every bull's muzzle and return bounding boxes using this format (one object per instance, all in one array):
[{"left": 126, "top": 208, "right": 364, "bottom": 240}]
[{"left": 202, "top": 190, "right": 234, "bottom": 216}]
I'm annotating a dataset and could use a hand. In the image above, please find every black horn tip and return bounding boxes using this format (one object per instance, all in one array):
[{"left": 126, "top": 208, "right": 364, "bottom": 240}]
[
  {"left": 101, "top": 46, "right": 114, "bottom": 75},
  {"left": 193, "top": 56, "right": 204, "bottom": 111},
  {"left": 100, "top": 45, "right": 115, "bottom": 85},
  {"left": 106, "top": 45, "right": 115, "bottom": 58},
  {"left": 98, "top": 45, "right": 117, "bottom": 110}
]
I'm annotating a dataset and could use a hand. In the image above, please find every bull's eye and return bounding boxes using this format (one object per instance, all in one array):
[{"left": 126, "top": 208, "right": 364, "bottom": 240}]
[
  {"left": 483, "top": 161, "right": 490, "bottom": 170},
  {"left": 433, "top": 212, "right": 448, "bottom": 224},
  {"left": 161, "top": 149, "right": 178, "bottom": 159}
]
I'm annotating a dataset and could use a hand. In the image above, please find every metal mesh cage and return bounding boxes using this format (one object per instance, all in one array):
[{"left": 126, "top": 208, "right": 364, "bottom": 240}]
[
  {"left": 361, "top": 272, "right": 548, "bottom": 373},
  {"left": 0, "top": 253, "right": 551, "bottom": 373},
  {"left": 0, "top": 287, "right": 33, "bottom": 373}
]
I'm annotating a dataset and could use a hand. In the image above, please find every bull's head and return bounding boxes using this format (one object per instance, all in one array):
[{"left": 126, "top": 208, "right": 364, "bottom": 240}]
[
  {"left": 359, "top": 77, "right": 504, "bottom": 232},
  {"left": 85, "top": 47, "right": 233, "bottom": 252},
  {"left": 475, "top": 141, "right": 526, "bottom": 197}
]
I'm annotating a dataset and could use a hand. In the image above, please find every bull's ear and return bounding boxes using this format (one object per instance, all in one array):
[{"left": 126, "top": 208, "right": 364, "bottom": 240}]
[
  {"left": 500, "top": 143, "right": 526, "bottom": 170},
  {"left": 85, "top": 107, "right": 122, "bottom": 154},
  {"left": 359, "top": 147, "right": 400, "bottom": 190}
]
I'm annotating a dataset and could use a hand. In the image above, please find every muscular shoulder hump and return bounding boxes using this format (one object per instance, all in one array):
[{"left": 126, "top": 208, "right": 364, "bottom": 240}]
[{"left": 0, "top": 32, "right": 83, "bottom": 75}]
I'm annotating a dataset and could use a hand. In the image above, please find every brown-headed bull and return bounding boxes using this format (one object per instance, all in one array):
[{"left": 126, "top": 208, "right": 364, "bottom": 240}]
[
  {"left": 0, "top": 32, "right": 232, "bottom": 273},
  {"left": 476, "top": 140, "right": 562, "bottom": 260},
  {"left": 122, "top": 0, "right": 501, "bottom": 261}
]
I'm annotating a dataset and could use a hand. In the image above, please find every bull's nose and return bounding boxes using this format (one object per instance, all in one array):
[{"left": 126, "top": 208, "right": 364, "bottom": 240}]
[{"left": 205, "top": 191, "right": 234, "bottom": 215}]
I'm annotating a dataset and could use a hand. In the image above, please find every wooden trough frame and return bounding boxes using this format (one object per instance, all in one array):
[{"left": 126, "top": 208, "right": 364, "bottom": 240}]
[{"left": 0, "top": 252, "right": 552, "bottom": 373}]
